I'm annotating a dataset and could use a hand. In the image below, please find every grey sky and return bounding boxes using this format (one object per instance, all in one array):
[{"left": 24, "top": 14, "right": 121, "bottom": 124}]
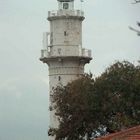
[{"left": 0, "top": 0, "right": 140, "bottom": 140}]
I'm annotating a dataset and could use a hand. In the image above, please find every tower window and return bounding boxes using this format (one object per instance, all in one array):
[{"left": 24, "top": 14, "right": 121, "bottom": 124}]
[
  {"left": 64, "top": 31, "right": 68, "bottom": 36},
  {"left": 58, "top": 76, "right": 61, "bottom": 81},
  {"left": 63, "top": 3, "right": 69, "bottom": 9}
]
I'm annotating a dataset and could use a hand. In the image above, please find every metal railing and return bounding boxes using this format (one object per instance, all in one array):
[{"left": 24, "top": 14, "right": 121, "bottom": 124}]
[
  {"left": 41, "top": 48, "right": 91, "bottom": 59},
  {"left": 48, "top": 10, "right": 84, "bottom": 18},
  {"left": 82, "top": 49, "right": 92, "bottom": 58}
]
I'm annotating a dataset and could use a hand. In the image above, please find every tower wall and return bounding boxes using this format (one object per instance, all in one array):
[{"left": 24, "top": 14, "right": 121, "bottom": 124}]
[
  {"left": 50, "top": 18, "right": 82, "bottom": 46},
  {"left": 48, "top": 59, "right": 85, "bottom": 90},
  {"left": 40, "top": 1, "right": 92, "bottom": 140}
]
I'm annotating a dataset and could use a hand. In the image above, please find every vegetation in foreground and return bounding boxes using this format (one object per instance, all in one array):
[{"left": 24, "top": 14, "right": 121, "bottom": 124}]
[{"left": 49, "top": 61, "right": 140, "bottom": 140}]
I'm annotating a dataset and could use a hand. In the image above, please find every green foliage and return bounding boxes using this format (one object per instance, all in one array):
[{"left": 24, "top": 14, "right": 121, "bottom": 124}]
[{"left": 49, "top": 61, "right": 140, "bottom": 140}]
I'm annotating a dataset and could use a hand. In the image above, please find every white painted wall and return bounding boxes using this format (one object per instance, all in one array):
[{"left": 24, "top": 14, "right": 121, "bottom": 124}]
[
  {"left": 50, "top": 18, "right": 82, "bottom": 46},
  {"left": 41, "top": 2, "right": 92, "bottom": 140}
]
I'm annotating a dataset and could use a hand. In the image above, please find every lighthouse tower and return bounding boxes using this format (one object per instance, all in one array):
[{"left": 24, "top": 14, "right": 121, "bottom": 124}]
[{"left": 40, "top": 0, "right": 92, "bottom": 138}]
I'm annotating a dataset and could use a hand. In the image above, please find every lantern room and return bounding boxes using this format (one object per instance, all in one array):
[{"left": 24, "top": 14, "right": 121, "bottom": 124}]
[{"left": 57, "top": 0, "right": 74, "bottom": 10}]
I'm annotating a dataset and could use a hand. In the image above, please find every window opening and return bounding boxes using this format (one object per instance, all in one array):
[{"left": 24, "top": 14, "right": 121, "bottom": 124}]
[
  {"left": 63, "top": 3, "right": 69, "bottom": 9},
  {"left": 64, "top": 31, "right": 68, "bottom": 36},
  {"left": 58, "top": 76, "right": 61, "bottom": 81}
]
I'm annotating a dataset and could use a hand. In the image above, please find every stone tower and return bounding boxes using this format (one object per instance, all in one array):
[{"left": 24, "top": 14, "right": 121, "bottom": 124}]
[{"left": 40, "top": 0, "right": 92, "bottom": 139}]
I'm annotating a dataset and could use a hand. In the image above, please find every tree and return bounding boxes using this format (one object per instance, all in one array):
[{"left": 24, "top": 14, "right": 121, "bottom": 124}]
[
  {"left": 49, "top": 61, "right": 140, "bottom": 140},
  {"left": 129, "top": 0, "right": 140, "bottom": 35},
  {"left": 129, "top": 22, "right": 140, "bottom": 36}
]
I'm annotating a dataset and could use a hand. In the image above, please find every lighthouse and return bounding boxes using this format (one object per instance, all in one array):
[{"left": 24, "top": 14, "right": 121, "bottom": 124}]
[{"left": 40, "top": 0, "right": 92, "bottom": 139}]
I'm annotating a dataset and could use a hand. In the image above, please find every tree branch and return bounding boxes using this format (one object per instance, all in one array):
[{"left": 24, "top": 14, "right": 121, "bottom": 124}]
[{"left": 132, "top": 0, "right": 140, "bottom": 4}]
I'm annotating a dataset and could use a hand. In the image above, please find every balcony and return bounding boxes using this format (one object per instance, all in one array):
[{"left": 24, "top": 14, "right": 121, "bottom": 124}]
[
  {"left": 48, "top": 10, "right": 84, "bottom": 20},
  {"left": 40, "top": 48, "right": 92, "bottom": 59}
]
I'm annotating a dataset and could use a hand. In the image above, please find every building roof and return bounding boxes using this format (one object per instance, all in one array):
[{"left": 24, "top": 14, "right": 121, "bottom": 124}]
[{"left": 95, "top": 125, "right": 140, "bottom": 140}]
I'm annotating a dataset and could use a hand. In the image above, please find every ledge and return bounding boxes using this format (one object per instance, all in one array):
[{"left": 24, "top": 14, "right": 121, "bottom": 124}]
[{"left": 40, "top": 56, "right": 92, "bottom": 64}]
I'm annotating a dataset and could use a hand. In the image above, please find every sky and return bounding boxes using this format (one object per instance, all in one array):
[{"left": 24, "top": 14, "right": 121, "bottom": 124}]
[{"left": 0, "top": 0, "right": 140, "bottom": 140}]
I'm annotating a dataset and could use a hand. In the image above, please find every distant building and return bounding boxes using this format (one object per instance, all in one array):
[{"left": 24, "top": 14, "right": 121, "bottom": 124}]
[
  {"left": 95, "top": 125, "right": 140, "bottom": 140},
  {"left": 40, "top": 0, "right": 92, "bottom": 139}
]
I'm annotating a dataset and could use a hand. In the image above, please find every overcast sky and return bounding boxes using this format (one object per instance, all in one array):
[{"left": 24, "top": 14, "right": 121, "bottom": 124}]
[{"left": 0, "top": 0, "right": 140, "bottom": 140}]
